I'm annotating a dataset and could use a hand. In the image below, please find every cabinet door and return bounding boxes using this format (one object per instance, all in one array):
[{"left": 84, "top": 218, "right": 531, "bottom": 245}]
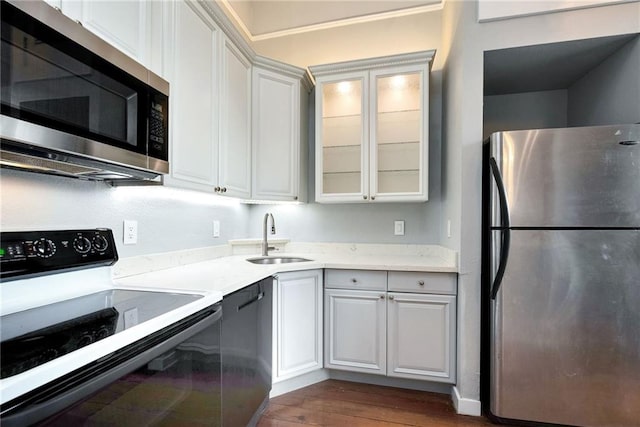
[
  {"left": 387, "top": 293, "right": 456, "bottom": 383},
  {"left": 324, "top": 288, "right": 386, "bottom": 374},
  {"left": 61, "top": 0, "right": 150, "bottom": 65},
  {"left": 315, "top": 72, "right": 369, "bottom": 203},
  {"left": 370, "top": 65, "right": 429, "bottom": 202},
  {"left": 165, "top": 1, "right": 219, "bottom": 190},
  {"left": 220, "top": 38, "right": 251, "bottom": 199},
  {"left": 273, "top": 270, "right": 323, "bottom": 382},
  {"left": 252, "top": 68, "right": 300, "bottom": 201}
]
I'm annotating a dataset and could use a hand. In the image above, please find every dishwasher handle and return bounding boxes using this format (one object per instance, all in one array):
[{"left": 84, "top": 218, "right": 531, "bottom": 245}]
[{"left": 0, "top": 304, "right": 222, "bottom": 427}]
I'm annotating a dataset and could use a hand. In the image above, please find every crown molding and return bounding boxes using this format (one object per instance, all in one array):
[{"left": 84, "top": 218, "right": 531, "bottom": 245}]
[
  {"left": 251, "top": 3, "right": 444, "bottom": 42},
  {"left": 308, "top": 50, "right": 436, "bottom": 78},
  {"left": 253, "top": 55, "right": 314, "bottom": 92},
  {"left": 214, "top": 1, "right": 443, "bottom": 43}
]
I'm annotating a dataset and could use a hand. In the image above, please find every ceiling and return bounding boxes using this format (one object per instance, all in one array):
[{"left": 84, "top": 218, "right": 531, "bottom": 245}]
[
  {"left": 222, "top": 0, "right": 442, "bottom": 39},
  {"left": 484, "top": 33, "right": 639, "bottom": 96}
]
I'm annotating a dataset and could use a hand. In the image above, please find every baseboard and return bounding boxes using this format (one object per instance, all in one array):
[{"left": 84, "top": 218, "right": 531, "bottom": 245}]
[
  {"left": 452, "top": 386, "right": 482, "bottom": 416},
  {"left": 270, "top": 369, "right": 330, "bottom": 397},
  {"left": 329, "top": 370, "right": 452, "bottom": 394}
]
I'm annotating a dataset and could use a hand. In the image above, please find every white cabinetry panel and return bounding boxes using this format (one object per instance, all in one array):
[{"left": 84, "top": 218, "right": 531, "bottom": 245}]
[
  {"left": 166, "top": 1, "right": 219, "bottom": 188},
  {"left": 219, "top": 38, "right": 251, "bottom": 199},
  {"left": 324, "top": 288, "right": 386, "bottom": 375},
  {"left": 273, "top": 270, "right": 323, "bottom": 382},
  {"left": 387, "top": 293, "right": 456, "bottom": 382}
]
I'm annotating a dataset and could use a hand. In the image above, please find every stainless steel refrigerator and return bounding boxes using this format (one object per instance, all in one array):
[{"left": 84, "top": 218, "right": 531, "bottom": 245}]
[{"left": 482, "top": 124, "right": 640, "bottom": 426}]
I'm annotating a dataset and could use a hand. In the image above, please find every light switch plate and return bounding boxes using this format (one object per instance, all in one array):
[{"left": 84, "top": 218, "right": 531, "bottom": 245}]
[
  {"left": 213, "top": 220, "right": 220, "bottom": 238},
  {"left": 394, "top": 220, "right": 405, "bottom": 236}
]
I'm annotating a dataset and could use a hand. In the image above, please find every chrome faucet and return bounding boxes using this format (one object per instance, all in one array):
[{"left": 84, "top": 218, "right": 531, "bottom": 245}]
[{"left": 262, "top": 213, "right": 276, "bottom": 256}]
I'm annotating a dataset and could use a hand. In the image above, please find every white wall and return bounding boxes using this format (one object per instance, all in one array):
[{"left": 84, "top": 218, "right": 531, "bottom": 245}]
[
  {"left": 568, "top": 35, "right": 640, "bottom": 126},
  {"left": 483, "top": 90, "right": 568, "bottom": 138},
  {"left": 441, "top": 0, "right": 640, "bottom": 408},
  {"left": 0, "top": 169, "right": 250, "bottom": 258}
]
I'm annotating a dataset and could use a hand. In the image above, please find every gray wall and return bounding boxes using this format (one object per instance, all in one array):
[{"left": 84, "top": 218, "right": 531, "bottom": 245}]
[
  {"left": 0, "top": 169, "right": 250, "bottom": 258},
  {"left": 483, "top": 90, "right": 568, "bottom": 139},
  {"left": 568, "top": 35, "right": 640, "bottom": 126},
  {"left": 248, "top": 202, "right": 439, "bottom": 244},
  {"left": 441, "top": 0, "right": 640, "bottom": 405}
]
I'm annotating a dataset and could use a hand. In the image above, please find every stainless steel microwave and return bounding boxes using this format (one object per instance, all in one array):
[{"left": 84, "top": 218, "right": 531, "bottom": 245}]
[{"left": 0, "top": 0, "right": 169, "bottom": 182}]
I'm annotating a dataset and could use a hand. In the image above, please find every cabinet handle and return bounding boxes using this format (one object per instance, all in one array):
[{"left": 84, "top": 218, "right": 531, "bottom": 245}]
[
  {"left": 418, "top": 280, "right": 425, "bottom": 286},
  {"left": 363, "top": 195, "right": 368, "bottom": 200},
  {"left": 389, "top": 295, "right": 394, "bottom": 300}
]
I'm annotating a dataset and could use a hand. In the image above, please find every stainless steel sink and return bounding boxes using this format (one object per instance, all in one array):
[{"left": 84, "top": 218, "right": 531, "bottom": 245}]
[{"left": 246, "top": 256, "right": 313, "bottom": 265}]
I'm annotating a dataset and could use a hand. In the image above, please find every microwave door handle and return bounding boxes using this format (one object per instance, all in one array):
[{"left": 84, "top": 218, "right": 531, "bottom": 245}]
[{"left": 489, "top": 157, "right": 511, "bottom": 300}]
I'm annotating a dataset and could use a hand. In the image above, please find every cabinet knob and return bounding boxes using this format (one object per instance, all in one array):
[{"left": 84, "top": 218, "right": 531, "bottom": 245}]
[
  {"left": 389, "top": 295, "right": 394, "bottom": 300},
  {"left": 75, "top": 19, "right": 83, "bottom": 26},
  {"left": 222, "top": 187, "right": 227, "bottom": 193},
  {"left": 380, "top": 295, "right": 385, "bottom": 299},
  {"left": 363, "top": 195, "right": 368, "bottom": 200},
  {"left": 371, "top": 196, "right": 376, "bottom": 201},
  {"left": 294, "top": 196, "right": 298, "bottom": 201},
  {"left": 351, "top": 278, "right": 357, "bottom": 283},
  {"left": 418, "top": 280, "right": 425, "bottom": 286},
  {"left": 214, "top": 186, "right": 221, "bottom": 192}
]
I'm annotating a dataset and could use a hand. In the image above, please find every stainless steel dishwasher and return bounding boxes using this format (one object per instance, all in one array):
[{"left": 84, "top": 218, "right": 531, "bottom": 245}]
[{"left": 221, "top": 278, "right": 272, "bottom": 427}]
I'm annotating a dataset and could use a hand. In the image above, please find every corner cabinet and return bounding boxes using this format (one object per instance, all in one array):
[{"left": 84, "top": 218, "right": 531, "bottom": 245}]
[
  {"left": 324, "top": 269, "right": 456, "bottom": 384},
  {"left": 273, "top": 270, "right": 323, "bottom": 383},
  {"left": 251, "top": 58, "right": 311, "bottom": 202},
  {"left": 310, "top": 51, "right": 435, "bottom": 203}
]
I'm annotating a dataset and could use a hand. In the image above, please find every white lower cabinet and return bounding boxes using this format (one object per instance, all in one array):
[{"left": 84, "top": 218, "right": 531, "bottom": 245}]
[
  {"left": 387, "top": 292, "right": 456, "bottom": 382},
  {"left": 273, "top": 270, "right": 323, "bottom": 383},
  {"left": 324, "top": 289, "right": 387, "bottom": 374},
  {"left": 324, "top": 269, "right": 457, "bottom": 383}
]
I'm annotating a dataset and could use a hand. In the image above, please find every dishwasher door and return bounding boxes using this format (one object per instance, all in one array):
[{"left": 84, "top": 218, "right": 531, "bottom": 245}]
[{"left": 221, "top": 278, "right": 272, "bottom": 427}]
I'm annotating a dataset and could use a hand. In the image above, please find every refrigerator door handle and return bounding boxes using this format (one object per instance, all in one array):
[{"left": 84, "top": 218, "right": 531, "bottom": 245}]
[{"left": 489, "top": 157, "right": 510, "bottom": 299}]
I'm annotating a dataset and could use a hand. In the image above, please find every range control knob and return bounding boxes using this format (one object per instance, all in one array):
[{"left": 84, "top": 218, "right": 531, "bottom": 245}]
[
  {"left": 92, "top": 235, "right": 109, "bottom": 252},
  {"left": 34, "top": 239, "right": 56, "bottom": 258},
  {"left": 73, "top": 236, "right": 92, "bottom": 254}
]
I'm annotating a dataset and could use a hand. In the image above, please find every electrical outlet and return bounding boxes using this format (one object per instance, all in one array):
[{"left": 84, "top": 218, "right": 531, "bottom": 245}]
[
  {"left": 213, "top": 220, "right": 220, "bottom": 238},
  {"left": 123, "top": 220, "right": 138, "bottom": 245},
  {"left": 394, "top": 220, "right": 405, "bottom": 236}
]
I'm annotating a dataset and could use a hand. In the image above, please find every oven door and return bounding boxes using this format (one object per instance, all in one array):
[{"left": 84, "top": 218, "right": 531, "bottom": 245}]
[{"left": 0, "top": 303, "right": 222, "bottom": 427}]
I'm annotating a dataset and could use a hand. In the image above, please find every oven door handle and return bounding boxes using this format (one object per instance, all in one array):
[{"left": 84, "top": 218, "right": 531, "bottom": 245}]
[{"left": 0, "top": 304, "right": 222, "bottom": 427}]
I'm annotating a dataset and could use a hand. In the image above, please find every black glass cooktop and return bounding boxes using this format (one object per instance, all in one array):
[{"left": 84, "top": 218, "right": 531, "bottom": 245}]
[{"left": 0, "top": 289, "right": 202, "bottom": 378}]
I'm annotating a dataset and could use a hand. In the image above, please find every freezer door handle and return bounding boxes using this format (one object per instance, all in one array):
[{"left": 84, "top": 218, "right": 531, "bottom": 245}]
[{"left": 489, "top": 157, "right": 510, "bottom": 299}]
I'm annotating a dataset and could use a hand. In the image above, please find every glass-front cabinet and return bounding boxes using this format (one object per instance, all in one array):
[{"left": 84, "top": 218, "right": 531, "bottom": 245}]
[{"left": 311, "top": 51, "right": 435, "bottom": 203}]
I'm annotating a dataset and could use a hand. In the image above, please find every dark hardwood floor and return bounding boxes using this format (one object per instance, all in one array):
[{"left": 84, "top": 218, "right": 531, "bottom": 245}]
[{"left": 257, "top": 380, "right": 498, "bottom": 426}]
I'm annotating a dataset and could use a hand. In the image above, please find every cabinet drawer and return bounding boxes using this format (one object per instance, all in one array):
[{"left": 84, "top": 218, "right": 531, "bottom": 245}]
[
  {"left": 388, "top": 271, "right": 456, "bottom": 295},
  {"left": 325, "top": 269, "right": 387, "bottom": 291}
]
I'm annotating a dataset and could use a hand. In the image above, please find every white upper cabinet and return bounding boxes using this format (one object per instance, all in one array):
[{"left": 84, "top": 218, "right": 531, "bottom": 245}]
[
  {"left": 310, "top": 51, "right": 434, "bottom": 203},
  {"left": 163, "top": 1, "right": 219, "bottom": 192},
  {"left": 251, "top": 59, "right": 310, "bottom": 202},
  {"left": 45, "top": 0, "right": 151, "bottom": 67},
  {"left": 219, "top": 38, "right": 252, "bottom": 199}
]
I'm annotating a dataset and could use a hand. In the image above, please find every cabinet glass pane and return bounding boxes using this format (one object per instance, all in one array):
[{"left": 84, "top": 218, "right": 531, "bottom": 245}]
[
  {"left": 375, "top": 73, "right": 421, "bottom": 193},
  {"left": 321, "top": 79, "right": 363, "bottom": 194}
]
